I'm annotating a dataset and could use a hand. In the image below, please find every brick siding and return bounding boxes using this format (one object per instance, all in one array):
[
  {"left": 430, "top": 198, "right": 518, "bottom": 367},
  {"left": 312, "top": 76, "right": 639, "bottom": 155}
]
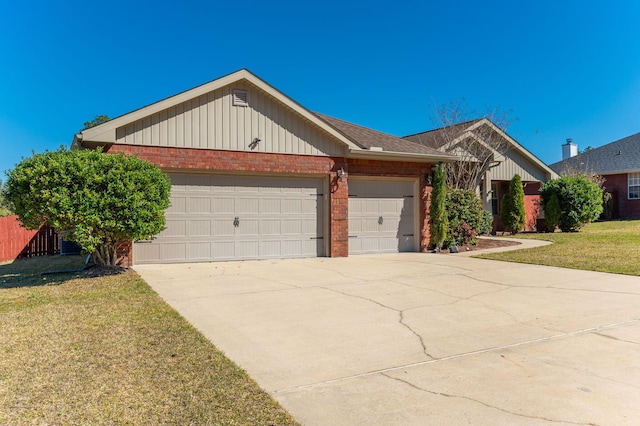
[
  {"left": 602, "top": 173, "right": 640, "bottom": 219},
  {"left": 106, "top": 145, "right": 434, "bottom": 263}
]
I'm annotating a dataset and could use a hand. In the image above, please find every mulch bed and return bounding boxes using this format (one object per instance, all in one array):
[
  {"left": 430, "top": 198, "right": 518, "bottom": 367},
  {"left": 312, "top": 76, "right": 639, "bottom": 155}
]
[{"left": 437, "top": 237, "right": 521, "bottom": 253}]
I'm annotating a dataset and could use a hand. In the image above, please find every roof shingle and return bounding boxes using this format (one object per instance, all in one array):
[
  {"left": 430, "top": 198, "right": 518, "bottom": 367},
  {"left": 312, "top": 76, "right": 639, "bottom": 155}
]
[
  {"left": 549, "top": 132, "right": 640, "bottom": 175},
  {"left": 315, "top": 113, "right": 455, "bottom": 157}
]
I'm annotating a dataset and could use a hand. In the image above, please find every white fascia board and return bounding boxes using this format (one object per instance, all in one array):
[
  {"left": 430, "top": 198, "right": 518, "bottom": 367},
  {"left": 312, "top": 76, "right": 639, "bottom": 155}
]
[
  {"left": 348, "top": 149, "right": 458, "bottom": 163},
  {"left": 78, "top": 69, "right": 361, "bottom": 151}
]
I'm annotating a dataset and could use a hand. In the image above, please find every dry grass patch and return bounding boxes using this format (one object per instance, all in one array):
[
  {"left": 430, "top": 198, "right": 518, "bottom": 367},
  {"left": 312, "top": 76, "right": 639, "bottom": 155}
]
[
  {"left": 0, "top": 255, "right": 298, "bottom": 425},
  {"left": 477, "top": 220, "right": 640, "bottom": 276}
]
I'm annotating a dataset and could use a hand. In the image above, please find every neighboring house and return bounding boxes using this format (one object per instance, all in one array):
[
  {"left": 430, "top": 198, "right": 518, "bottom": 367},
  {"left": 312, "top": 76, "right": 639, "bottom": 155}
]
[
  {"left": 549, "top": 134, "right": 640, "bottom": 219},
  {"left": 403, "top": 119, "right": 558, "bottom": 232},
  {"left": 73, "top": 69, "right": 455, "bottom": 265}
]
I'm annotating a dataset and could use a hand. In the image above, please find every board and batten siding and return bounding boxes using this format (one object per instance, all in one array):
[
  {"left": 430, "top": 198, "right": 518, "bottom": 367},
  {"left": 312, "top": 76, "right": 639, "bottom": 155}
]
[
  {"left": 114, "top": 80, "right": 346, "bottom": 157},
  {"left": 492, "top": 149, "right": 549, "bottom": 182}
]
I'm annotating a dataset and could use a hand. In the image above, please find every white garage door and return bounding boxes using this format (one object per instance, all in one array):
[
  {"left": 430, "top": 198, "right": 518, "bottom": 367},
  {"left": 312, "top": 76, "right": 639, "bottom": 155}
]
[
  {"left": 134, "top": 174, "right": 325, "bottom": 264},
  {"left": 348, "top": 179, "right": 416, "bottom": 254}
]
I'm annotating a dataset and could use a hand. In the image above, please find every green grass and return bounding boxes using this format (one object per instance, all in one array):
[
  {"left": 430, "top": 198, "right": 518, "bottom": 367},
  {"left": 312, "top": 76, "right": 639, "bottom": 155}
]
[
  {"left": 0, "top": 255, "right": 298, "bottom": 425},
  {"left": 477, "top": 220, "right": 640, "bottom": 276}
]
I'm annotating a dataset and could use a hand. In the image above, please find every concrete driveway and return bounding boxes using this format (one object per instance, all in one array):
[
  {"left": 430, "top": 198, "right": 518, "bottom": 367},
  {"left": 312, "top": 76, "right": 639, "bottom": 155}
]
[{"left": 135, "top": 245, "right": 640, "bottom": 425}]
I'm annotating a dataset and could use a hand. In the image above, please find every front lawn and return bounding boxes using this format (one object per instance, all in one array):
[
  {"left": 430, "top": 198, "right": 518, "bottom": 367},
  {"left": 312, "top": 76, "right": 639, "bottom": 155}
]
[
  {"left": 0, "top": 256, "right": 298, "bottom": 425},
  {"left": 477, "top": 220, "right": 640, "bottom": 276}
]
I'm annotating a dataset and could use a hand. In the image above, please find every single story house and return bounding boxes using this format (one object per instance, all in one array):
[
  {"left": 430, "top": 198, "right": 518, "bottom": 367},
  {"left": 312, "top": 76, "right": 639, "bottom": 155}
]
[
  {"left": 73, "top": 69, "right": 456, "bottom": 265},
  {"left": 403, "top": 120, "right": 558, "bottom": 232},
  {"left": 550, "top": 134, "right": 640, "bottom": 219}
]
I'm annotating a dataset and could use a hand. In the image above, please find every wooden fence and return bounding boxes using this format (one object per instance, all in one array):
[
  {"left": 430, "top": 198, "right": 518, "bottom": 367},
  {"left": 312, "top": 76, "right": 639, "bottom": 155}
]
[{"left": 0, "top": 215, "right": 59, "bottom": 262}]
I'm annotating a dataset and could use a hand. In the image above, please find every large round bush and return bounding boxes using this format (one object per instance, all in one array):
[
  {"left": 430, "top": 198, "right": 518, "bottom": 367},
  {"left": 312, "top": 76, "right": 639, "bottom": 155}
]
[{"left": 540, "top": 175, "right": 603, "bottom": 232}]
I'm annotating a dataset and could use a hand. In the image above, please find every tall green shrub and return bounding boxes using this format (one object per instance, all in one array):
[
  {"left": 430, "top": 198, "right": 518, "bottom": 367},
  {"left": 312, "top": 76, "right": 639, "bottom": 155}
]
[
  {"left": 4, "top": 148, "right": 171, "bottom": 266},
  {"left": 429, "top": 163, "right": 448, "bottom": 249},
  {"left": 544, "top": 193, "right": 561, "bottom": 232},
  {"left": 500, "top": 174, "right": 526, "bottom": 234},
  {"left": 445, "top": 188, "right": 493, "bottom": 246},
  {"left": 540, "top": 175, "right": 603, "bottom": 232}
]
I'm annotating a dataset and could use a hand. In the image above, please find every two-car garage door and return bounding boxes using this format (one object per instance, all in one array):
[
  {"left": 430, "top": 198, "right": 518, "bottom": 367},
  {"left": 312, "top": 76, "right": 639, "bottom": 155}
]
[{"left": 134, "top": 174, "right": 325, "bottom": 264}]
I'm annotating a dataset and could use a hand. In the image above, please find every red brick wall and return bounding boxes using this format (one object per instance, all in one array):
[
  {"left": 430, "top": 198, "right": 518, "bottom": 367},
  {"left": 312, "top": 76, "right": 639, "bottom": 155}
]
[
  {"left": 106, "top": 145, "right": 434, "bottom": 261},
  {"left": 602, "top": 173, "right": 640, "bottom": 219}
]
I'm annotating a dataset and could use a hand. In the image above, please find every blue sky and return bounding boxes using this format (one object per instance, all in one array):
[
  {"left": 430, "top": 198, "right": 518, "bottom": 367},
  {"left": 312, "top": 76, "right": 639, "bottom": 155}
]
[{"left": 2, "top": 0, "right": 640, "bottom": 176}]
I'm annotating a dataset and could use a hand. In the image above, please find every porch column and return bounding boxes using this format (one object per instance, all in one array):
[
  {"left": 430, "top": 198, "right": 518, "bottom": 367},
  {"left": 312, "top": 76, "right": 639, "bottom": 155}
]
[{"left": 482, "top": 169, "right": 492, "bottom": 211}]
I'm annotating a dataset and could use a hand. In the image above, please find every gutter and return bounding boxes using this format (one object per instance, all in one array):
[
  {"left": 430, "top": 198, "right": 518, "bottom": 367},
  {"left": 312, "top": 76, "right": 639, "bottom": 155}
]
[{"left": 348, "top": 148, "right": 458, "bottom": 163}]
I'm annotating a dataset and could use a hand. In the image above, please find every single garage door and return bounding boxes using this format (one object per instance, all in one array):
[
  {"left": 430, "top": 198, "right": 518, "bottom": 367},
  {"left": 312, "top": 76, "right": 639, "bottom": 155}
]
[
  {"left": 134, "top": 174, "right": 325, "bottom": 264},
  {"left": 348, "top": 179, "right": 416, "bottom": 254}
]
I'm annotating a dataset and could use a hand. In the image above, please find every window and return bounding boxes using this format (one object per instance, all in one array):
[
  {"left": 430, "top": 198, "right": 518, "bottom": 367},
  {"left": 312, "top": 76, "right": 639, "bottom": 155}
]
[
  {"left": 491, "top": 183, "right": 499, "bottom": 214},
  {"left": 629, "top": 172, "right": 640, "bottom": 200}
]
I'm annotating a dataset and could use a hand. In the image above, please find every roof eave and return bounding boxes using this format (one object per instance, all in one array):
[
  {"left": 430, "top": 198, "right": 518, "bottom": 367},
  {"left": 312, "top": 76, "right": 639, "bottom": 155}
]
[{"left": 348, "top": 149, "right": 458, "bottom": 163}]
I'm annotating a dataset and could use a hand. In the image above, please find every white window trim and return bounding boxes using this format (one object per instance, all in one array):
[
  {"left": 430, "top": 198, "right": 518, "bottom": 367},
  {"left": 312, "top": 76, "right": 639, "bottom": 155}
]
[{"left": 628, "top": 172, "right": 640, "bottom": 200}]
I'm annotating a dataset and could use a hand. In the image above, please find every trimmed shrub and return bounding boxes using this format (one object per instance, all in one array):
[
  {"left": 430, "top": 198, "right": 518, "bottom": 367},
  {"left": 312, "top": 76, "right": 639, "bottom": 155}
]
[
  {"left": 544, "top": 192, "right": 561, "bottom": 232},
  {"left": 4, "top": 148, "right": 171, "bottom": 265},
  {"left": 445, "top": 188, "right": 492, "bottom": 247},
  {"left": 429, "top": 163, "right": 448, "bottom": 249},
  {"left": 500, "top": 174, "right": 526, "bottom": 234},
  {"left": 540, "top": 175, "right": 603, "bottom": 232}
]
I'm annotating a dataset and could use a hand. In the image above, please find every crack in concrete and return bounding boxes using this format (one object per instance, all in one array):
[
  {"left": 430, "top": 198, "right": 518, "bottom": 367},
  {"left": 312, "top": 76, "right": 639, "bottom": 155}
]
[
  {"left": 380, "top": 373, "right": 597, "bottom": 425},
  {"left": 399, "top": 310, "right": 434, "bottom": 358},
  {"left": 318, "top": 285, "right": 435, "bottom": 359},
  {"left": 593, "top": 331, "right": 640, "bottom": 345},
  {"left": 274, "top": 317, "right": 640, "bottom": 394}
]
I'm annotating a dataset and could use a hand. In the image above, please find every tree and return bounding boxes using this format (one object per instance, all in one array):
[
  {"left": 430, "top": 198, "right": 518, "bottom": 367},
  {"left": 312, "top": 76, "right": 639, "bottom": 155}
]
[
  {"left": 83, "top": 115, "right": 110, "bottom": 129},
  {"left": 500, "top": 174, "right": 526, "bottom": 234},
  {"left": 429, "top": 99, "right": 518, "bottom": 191},
  {"left": 0, "top": 179, "right": 13, "bottom": 217},
  {"left": 429, "top": 163, "right": 448, "bottom": 250},
  {"left": 4, "top": 148, "right": 171, "bottom": 266},
  {"left": 540, "top": 175, "right": 603, "bottom": 232}
]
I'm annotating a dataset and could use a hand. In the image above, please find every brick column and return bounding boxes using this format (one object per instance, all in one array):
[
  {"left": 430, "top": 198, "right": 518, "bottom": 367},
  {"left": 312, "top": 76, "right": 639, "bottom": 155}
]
[{"left": 330, "top": 162, "right": 349, "bottom": 257}]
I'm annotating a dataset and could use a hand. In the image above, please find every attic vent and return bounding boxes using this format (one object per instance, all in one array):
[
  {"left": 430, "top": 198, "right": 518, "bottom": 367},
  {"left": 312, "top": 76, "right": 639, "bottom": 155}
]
[{"left": 232, "top": 89, "right": 249, "bottom": 106}]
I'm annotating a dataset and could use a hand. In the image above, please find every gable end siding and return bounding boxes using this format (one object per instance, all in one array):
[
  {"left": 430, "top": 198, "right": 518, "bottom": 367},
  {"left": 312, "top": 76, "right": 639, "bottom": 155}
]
[
  {"left": 114, "top": 80, "right": 347, "bottom": 157},
  {"left": 492, "top": 149, "right": 549, "bottom": 182}
]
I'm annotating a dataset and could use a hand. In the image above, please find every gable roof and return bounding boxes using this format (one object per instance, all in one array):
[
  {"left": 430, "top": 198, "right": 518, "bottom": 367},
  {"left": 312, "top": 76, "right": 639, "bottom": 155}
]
[
  {"left": 403, "top": 119, "right": 483, "bottom": 149},
  {"left": 549, "top": 131, "right": 640, "bottom": 175},
  {"left": 404, "top": 118, "right": 557, "bottom": 178},
  {"left": 74, "top": 69, "right": 457, "bottom": 163},
  {"left": 315, "top": 113, "right": 456, "bottom": 160}
]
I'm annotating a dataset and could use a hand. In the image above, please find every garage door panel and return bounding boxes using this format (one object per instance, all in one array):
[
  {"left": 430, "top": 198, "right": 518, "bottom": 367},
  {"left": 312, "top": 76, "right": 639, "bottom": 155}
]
[
  {"left": 189, "top": 197, "right": 212, "bottom": 214},
  {"left": 282, "top": 220, "right": 301, "bottom": 234},
  {"left": 213, "top": 197, "right": 235, "bottom": 214},
  {"left": 135, "top": 244, "right": 160, "bottom": 263},
  {"left": 260, "top": 198, "right": 281, "bottom": 214},
  {"left": 213, "top": 241, "right": 235, "bottom": 259},
  {"left": 188, "top": 220, "right": 211, "bottom": 237},
  {"left": 188, "top": 242, "right": 211, "bottom": 260},
  {"left": 237, "top": 240, "right": 260, "bottom": 258},
  {"left": 168, "top": 197, "right": 187, "bottom": 214},
  {"left": 164, "top": 220, "right": 187, "bottom": 237},
  {"left": 237, "top": 219, "right": 260, "bottom": 235},
  {"left": 163, "top": 243, "right": 187, "bottom": 261},
  {"left": 236, "top": 198, "right": 259, "bottom": 214},
  {"left": 348, "top": 180, "right": 416, "bottom": 255},
  {"left": 212, "top": 219, "right": 235, "bottom": 236}
]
